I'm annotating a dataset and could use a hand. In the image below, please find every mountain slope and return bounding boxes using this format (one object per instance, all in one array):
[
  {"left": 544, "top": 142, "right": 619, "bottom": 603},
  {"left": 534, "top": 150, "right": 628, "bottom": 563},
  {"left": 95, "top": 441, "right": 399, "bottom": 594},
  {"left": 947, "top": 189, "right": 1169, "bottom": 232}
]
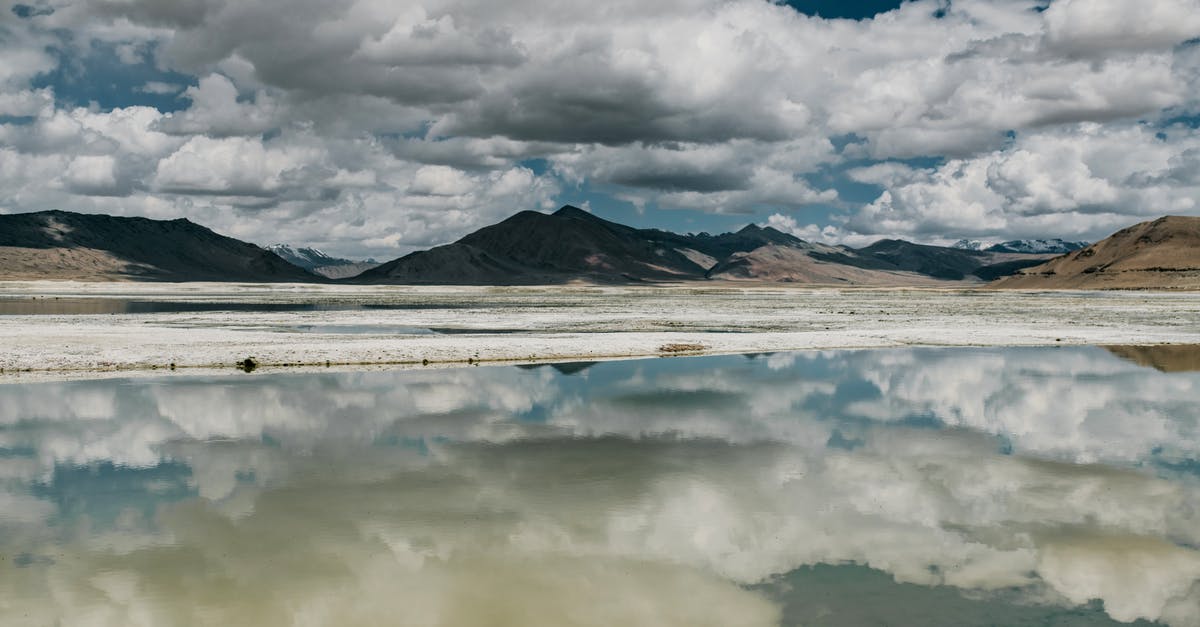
[
  {"left": 706, "top": 244, "right": 954, "bottom": 285},
  {"left": 991, "top": 216, "right": 1200, "bottom": 289},
  {"left": 357, "top": 205, "right": 802, "bottom": 284},
  {"left": 0, "top": 211, "right": 320, "bottom": 282}
]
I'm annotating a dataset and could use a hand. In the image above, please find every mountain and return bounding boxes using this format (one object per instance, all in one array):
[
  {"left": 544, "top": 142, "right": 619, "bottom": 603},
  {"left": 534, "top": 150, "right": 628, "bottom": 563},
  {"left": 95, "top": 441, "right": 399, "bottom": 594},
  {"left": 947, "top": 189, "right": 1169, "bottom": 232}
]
[
  {"left": 267, "top": 244, "right": 349, "bottom": 270},
  {"left": 706, "top": 243, "right": 957, "bottom": 285},
  {"left": 952, "top": 238, "right": 1089, "bottom": 254},
  {"left": 0, "top": 207, "right": 1071, "bottom": 286},
  {"left": 0, "top": 210, "right": 320, "bottom": 282},
  {"left": 267, "top": 244, "right": 380, "bottom": 279},
  {"left": 356, "top": 206, "right": 805, "bottom": 284},
  {"left": 359, "top": 205, "right": 1053, "bottom": 286},
  {"left": 985, "top": 239, "right": 1089, "bottom": 254},
  {"left": 799, "top": 239, "right": 1052, "bottom": 282},
  {"left": 991, "top": 216, "right": 1200, "bottom": 290}
]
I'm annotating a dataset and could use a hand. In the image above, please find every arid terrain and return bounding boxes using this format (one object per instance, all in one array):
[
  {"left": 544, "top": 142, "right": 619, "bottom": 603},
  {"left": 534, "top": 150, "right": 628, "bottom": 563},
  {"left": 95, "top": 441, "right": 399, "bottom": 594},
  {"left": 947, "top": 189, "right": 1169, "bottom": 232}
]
[{"left": 1, "top": 282, "right": 1198, "bottom": 381}]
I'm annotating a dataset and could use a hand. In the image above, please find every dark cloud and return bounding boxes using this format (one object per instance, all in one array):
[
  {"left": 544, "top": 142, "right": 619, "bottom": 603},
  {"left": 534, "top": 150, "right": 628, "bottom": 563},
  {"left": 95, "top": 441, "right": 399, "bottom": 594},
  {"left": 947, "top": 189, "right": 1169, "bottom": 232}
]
[{"left": 91, "top": 0, "right": 220, "bottom": 28}]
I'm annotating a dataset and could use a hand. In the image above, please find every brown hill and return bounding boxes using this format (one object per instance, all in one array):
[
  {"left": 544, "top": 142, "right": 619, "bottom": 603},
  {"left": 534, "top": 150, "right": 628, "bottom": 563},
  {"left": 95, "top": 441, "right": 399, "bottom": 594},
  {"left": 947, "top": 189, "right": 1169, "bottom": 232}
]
[
  {"left": 706, "top": 244, "right": 943, "bottom": 285},
  {"left": 992, "top": 216, "right": 1200, "bottom": 290},
  {"left": 0, "top": 211, "right": 319, "bottom": 282}
]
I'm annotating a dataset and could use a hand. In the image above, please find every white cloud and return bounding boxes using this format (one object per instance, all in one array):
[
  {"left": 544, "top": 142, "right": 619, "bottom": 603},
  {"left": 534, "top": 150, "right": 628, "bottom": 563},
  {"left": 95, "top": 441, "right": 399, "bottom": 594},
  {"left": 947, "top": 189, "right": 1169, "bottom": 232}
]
[
  {"left": 1042, "top": 0, "right": 1200, "bottom": 58},
  {"left": 152, "top": 135, "right": 300, "bottom": 195},
  {"left": 64, "top": 154, "right": 121, "bottom": 195},
  {"left": 157, "top": 73, "right": 281, "bottom": 136},
  {"left": 137, "top": 80, "right": 182, "bottom": 95},
  {"left": 843, "top": 123, "right": 1200, "bottom": 242},
  {"left": 1, "top": 0, "right": 1200, "bottom": 252}
]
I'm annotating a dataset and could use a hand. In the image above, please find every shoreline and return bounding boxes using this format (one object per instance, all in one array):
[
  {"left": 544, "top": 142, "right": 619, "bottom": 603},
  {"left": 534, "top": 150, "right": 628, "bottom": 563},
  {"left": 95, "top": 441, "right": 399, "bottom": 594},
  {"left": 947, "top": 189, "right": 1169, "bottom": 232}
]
[{"left": 2, "top": 283, "right": 1199, "bottom": 382}]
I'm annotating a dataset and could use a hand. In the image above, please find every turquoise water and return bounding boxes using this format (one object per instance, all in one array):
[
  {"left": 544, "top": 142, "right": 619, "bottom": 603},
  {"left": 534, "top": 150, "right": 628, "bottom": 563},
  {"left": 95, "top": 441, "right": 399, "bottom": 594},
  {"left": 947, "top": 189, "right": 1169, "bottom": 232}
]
[{"left": 0, "top": 346, "right": 1196, "bottom": 626}]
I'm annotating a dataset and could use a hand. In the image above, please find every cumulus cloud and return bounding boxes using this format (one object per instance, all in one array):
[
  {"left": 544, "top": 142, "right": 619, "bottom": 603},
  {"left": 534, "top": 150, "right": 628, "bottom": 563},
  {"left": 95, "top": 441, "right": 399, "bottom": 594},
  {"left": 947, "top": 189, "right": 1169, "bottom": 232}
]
[
  {"left": 842, "top": 122, "right": 1200, "bottom": 242},
  {"left": 157, "top": 73, "right": 281, "bottom": 137},
  {"left": 2, "top": 0, "right": 1200, "bottom": 253}
]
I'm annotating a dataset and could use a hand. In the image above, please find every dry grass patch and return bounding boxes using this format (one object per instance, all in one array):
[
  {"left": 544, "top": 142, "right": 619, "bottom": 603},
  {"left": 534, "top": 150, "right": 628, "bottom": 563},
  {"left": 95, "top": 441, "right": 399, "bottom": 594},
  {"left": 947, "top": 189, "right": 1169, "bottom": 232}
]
[{"left": 658, "top": 343, "right": 707, "bottom": 354}]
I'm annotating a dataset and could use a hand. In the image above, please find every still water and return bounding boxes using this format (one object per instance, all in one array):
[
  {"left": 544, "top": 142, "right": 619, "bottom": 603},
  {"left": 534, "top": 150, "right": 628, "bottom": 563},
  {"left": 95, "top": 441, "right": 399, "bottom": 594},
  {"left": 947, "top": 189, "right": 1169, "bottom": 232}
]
[
  {"left": 0, "top": 298, "right": 468, "bottom": 316},
  {"left": 1, "top": 346, "right": 1198, "bottom": 626}
]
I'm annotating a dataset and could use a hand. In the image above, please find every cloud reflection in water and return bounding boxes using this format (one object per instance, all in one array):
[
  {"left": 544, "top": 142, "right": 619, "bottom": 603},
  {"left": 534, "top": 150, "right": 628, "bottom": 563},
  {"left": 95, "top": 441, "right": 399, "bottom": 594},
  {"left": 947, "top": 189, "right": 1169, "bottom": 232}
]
[{"left": 0, "top": 346, "right": 1198, "bottom": 626}]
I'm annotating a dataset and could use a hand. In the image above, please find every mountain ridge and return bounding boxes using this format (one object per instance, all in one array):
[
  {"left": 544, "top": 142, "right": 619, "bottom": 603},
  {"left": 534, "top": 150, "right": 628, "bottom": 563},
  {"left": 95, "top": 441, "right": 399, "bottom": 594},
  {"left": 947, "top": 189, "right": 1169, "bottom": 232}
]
[
  {"left": 0, "top": 210, "right": 320, "bottom": 282},
  {"left": 357, "top": 205, "right": 1054, "bottom": 286},
  {"left": 953, "top": 238, "right": 1090, "bottom": 254},
  {"left": 3, "top": 207, "right": 1178, "bottom": 288}
]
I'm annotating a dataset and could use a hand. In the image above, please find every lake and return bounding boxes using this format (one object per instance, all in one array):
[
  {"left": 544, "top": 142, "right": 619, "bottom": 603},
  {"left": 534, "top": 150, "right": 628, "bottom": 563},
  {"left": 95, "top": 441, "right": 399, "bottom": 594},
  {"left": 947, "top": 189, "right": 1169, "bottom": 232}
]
[{"left": 1, "top": 346, "right": 1197, "bottom": 626}]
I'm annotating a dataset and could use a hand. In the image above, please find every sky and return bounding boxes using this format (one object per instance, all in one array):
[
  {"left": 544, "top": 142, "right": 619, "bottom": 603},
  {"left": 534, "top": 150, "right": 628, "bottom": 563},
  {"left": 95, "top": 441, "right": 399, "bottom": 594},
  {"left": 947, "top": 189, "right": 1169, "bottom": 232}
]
[{"left": 1, "top": 0, "right": 1199, "bottom": 259}]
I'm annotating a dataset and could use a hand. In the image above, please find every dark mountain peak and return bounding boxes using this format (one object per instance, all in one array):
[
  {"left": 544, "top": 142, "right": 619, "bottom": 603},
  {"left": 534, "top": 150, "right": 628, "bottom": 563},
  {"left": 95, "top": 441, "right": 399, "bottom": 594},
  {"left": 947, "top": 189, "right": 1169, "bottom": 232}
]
[
  {"left": 730, "top": 223, "right": 804, "bottom": 247},
  {"left": 553, "top": 205, "right": 593, "bottom": 219}
]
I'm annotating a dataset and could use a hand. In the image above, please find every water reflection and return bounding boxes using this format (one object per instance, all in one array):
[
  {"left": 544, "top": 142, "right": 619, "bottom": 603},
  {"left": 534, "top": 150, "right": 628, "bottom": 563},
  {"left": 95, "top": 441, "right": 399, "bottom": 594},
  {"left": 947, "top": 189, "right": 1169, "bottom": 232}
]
[
  {"left": 1, "top": 347, "right": 1198, "bottom": 625},
  {"left": 1105, "top": 344, "right": 1200, "bottom": 372},
  {"left": 0, "top": 298, "right": 468, "bottom": 316}
]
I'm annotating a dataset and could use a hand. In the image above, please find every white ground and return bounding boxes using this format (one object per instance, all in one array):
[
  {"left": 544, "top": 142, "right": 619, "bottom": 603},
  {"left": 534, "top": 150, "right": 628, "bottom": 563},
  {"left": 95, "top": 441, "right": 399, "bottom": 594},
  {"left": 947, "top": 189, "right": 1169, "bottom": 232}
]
[{"left": 2, "top": 281, "right": 1199, "bottom": 381}]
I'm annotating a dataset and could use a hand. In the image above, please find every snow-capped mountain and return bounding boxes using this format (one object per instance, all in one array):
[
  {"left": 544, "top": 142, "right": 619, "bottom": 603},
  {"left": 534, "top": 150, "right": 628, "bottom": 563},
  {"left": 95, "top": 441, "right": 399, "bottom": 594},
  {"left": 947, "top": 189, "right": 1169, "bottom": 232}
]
[
  {"left": 267, "top": 244, "right": 380, "bottom": 279},
  {"left": 268, "top": 244, "right": 360, "bottom": 269},
  {"left": 267, "top": 244, "right": 338, "bottom": 269},
  {"left": 985, "top": 239, "right": 1089, "bottom": 254},
  {"left": 952, "top": 238, "right": 1088, "bottom": 254}
]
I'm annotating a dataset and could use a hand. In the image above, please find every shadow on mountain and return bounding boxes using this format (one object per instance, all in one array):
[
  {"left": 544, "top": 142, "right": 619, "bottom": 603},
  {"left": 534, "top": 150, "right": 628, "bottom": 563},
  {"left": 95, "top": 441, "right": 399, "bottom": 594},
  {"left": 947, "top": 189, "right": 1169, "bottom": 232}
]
[{"left": 0, "top": 211, "right": 320, "bottom": 282}]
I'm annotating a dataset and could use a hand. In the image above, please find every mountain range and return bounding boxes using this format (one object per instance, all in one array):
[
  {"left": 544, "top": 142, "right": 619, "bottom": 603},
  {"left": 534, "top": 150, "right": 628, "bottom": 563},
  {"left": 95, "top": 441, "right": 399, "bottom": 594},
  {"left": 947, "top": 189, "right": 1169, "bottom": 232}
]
[
  {"left": 0, "top": 207, "right": 1195, "bottom": 289},
  {"left": 266, "top": 244, "right": 380, "bottom": 280},
  {"left": 355, "top": 206, "right": 1049, "bottom": 285},
  {"left": 952, "top": 238, "right": 1090, "bottom": 254}
]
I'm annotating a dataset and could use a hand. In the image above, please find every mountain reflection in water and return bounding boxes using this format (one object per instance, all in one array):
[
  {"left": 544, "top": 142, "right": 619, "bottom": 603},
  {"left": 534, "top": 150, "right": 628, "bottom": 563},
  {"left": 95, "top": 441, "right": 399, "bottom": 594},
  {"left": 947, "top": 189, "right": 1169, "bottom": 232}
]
[{"left": 0, "top": 346, "right": 1197, "bottom": 626}]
